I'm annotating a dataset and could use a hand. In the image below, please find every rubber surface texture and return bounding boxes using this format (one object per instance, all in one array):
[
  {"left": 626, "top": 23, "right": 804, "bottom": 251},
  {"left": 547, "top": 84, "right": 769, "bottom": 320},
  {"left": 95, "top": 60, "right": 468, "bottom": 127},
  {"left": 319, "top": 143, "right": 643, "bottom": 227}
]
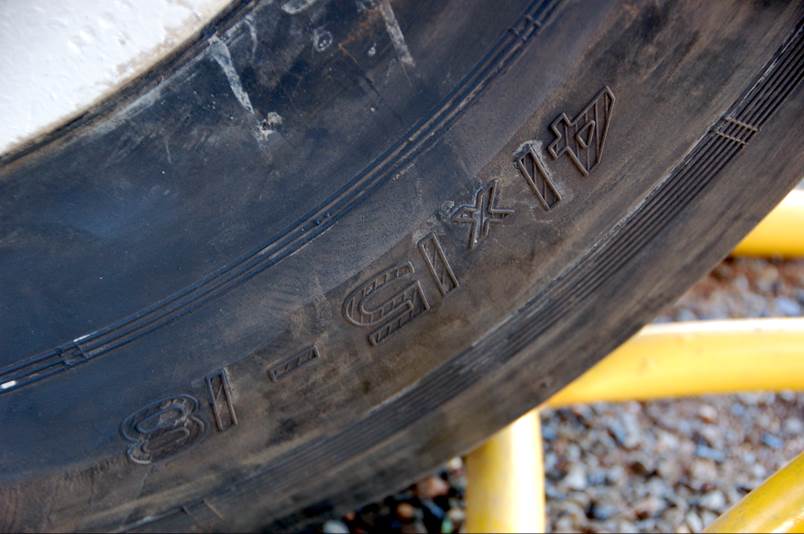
[{"left": 0, "top": 0, "right": 802, "bottom": 531}]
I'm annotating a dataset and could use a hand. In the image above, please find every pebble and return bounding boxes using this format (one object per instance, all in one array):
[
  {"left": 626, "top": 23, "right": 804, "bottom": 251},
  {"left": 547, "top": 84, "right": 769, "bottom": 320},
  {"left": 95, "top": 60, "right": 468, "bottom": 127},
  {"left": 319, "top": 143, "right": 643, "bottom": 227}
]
[
  {"left": 323, "top": 520, "right": 350, "bottom": 534},
  {"left": 694, "top": 444, "right": 726, "bottom": 462},
  {"left": 445, "top": 457, "right": 463, "bottom": 472},
  {"left": 774, "top": 296, "right": 800, "bottom": 316},
  {"left": 628, "top": 457, "right": 654, "bottom": 476},
  {"left": 396, "top": 502, "right": 415, "bottom": 520},
  {"left": 446, "top": 508, "right": 464, "bottom": 524},
  {"left": 633, "top": 496, "right": 665, "bottom": 519},
  {"left": 675, "top": 308, "right": 698, "bottom": 322},
  {"left": 685, "top": 511, "right": 704, "bottom": 533},
  {"left": 783, "top": 417, "right": 802, "bottom": 435},
  {"left": 607, "top": 415, "right": 640, "bottom": 449},
  {"left": 563, "top": 465, "right": 587, "bottom": 491},
  {"left": 796, "top": 288, "right": 804, "bottom": 305},
  {"left": 697, "top": 405, "right": 718, "bottom": 424},
  {"left": 760, "top": 433, "right": 783, "bottom": 450},
  {"left": 415, "top": 476, "right": 449, "bottom": 499},
  {"left": 699, "top": 490, "right": 726, "bottom": 511},
  {"left": 589, "top": 499, "right": 619, "bottom": 520}
]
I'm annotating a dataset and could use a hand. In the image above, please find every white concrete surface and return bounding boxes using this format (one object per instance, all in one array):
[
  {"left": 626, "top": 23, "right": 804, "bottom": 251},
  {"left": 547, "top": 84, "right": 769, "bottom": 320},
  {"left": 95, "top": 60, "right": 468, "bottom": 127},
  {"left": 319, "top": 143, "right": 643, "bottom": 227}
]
[{"left": 0, "top": 0, "right": 230, "bottom": 156}]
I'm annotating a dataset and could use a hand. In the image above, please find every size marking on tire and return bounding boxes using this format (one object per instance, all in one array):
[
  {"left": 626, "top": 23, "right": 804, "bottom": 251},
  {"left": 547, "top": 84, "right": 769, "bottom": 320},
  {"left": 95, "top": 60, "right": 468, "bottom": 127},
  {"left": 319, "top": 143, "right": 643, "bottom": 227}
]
[
  {"left": 515, "top": 141, "right": 561, "bottom": 210},
  {"left": 121, "top": 395, "right": 206, "bottom": 465},
  {"left": 451, "top": 179, "right": 515, "bottom": 249},
  {"left": 343, "top": 262, "right": 430, "bottom": 346},
  {"left": 344, "top": 233, "right": 458, "bottom": 345},
  {"left": 418, "top": 233, "right": 459, "bottom": 296},
  {"left": 547, "top": 86, "right": 615, "bottom": 176},
  {"left": 206, "top": 369, "right": 238, "bottom": 432}
]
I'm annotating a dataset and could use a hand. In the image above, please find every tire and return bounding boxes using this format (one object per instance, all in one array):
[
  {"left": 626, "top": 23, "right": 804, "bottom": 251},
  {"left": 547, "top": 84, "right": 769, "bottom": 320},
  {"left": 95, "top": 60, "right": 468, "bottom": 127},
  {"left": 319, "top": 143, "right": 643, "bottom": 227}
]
[{"left": 1, "top": 1, "right": 802, "bottom": 531}]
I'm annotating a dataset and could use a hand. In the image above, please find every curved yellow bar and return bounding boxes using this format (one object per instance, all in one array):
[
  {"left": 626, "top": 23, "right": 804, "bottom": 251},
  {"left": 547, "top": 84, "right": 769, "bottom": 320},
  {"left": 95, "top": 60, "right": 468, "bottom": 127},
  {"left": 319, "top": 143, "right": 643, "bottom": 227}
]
[
  {"left": 465, "top": 411, "right": 545, "bottom": 533},
  {"left": 547, "top": 318, "right": 804, "bottom": 406},
  {"left": 733, "top": 190, "right": 804, "bottom": 258},
  {"left": 465, "top": 319, "right": 804, "bottom": 533},
  {"left": 704, "top": 452, "right": 804, "bottom": 533}
]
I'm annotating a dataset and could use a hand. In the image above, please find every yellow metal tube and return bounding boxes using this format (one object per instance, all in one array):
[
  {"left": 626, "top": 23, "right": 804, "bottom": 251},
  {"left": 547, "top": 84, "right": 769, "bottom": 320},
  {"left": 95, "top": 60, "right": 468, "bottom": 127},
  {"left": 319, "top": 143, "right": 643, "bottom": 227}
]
[
  {"left": 465, "top": 411, "right": 545, "bottom": 533},
  {"left": 465, "top": 319, "right": 804, "bottom": 532},
  {"left": 733, "top": 190, "right": 804, "bottom": 258},
  {"left": 704, "top": 452, "right": 804, "bottom": 533},
  {"left": 547, "top": 318, "right": 804, "bottom": 406}
]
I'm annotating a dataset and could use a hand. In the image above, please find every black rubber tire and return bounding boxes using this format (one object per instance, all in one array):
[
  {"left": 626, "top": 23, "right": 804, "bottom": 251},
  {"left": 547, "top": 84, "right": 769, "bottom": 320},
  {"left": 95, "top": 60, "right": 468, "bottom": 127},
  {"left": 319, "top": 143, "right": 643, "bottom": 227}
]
[{"left": 1, "top": 0, "right": 802, "bottom": 531}]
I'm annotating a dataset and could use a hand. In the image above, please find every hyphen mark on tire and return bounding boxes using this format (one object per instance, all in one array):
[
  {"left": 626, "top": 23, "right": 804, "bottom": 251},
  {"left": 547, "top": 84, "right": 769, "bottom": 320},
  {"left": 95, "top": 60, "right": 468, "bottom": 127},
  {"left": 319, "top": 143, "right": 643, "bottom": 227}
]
[{"left": 268, "top": 345, "right": 321, "bottom": 382}]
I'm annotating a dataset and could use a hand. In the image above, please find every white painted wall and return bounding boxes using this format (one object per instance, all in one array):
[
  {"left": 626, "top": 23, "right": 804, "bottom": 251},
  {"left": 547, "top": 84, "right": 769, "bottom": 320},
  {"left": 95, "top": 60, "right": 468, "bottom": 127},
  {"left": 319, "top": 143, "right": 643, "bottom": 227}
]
[{"left": 0, "top": 0, "right": 231, "bottom": 156}]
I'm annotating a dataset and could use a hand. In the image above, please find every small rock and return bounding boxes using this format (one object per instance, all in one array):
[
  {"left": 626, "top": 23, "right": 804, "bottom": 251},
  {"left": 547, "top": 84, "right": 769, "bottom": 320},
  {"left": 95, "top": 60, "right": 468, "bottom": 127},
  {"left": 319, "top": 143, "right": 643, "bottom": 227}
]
[
  {"left": 396, "top": 502, "right": 415, "bottom": 521},
  {"left": 633, "top": 496, "right": 665, "bottom": 519},
  {"left": 588, "top": 470, "right": 607, "bottom": 486},
  {"left": 560, "top": 499, "right": 587, "bottom": 521},
  {"left": 543, "top": 451, "right": 558, "bottom": 474},
  {"left": 690, "top": 459, "right": 718, "bottom": 482},
  {"left": 783, "top": 417, "right": 802, "bottom": 435},
  {"left": 563, "top": 465, "right": 587, "bottom": 491},
  {"left": 676, "top": 308, "right": 698, "bottom": 322},
  {"left": 701, "top": 510, "right": 719, "bottom": 529},
  {"left": 447, "top": 507, "right": 465, "bottom": 524},
  {"left": 658, "top": 459, "right": 681, "bottom": 480},
  {"left": 566, "top": 443, "right": 582, "bottom": 462},
  {"left": 695, "top": 444, "right": 725, "bottom": 462},
  {"left": 606, "top": 465, "right": 626, "bottom": 485},
  {"left": 607, "top": 413, "right": 641, "bottom": 450},
  {"left": 730, "top": 402, "right": 746, "bottom": 416},
  {"left": 738, "top": 392, "right": 770, "bottom": 406},
  {"left": 555, "top": 516, "right": 576, "bottom": 532},
  {"left": 685, "top": 511, "right": 703, "bottom": 532},
  {"left": 732, "top": 274, "right": 749, "bottom": 292},
  {"left": 617, "top": 519, "right": 640, "bottom": 533},
  {"left": 697, "top": 405, "right": 718, "bottom": 424},
  {"left": 628, "top": 457, "right": 654, "bottom": 476},
  {"left": 796, "top": 288, "right": 804, "bottom": 305},
  {"left": 699, "top": 490, "right": 726, "bottom": 512},
  {"left": 323, "top": 520, "right": 350, "bottom": 534},
  {"left": 774, "top": 296, "right": 800, "bottom": 316},
  {"left": 589, "top": 499, "right": 619, "bottom": 520},
  {"left": 446, "top": 457, "right": 463, "bottom": 472},
  {"left": 751, "top": 463, "right": 767, "bottom": 479},
  {"left": 657, "top": 430, "right": 680, "bottom": 451},
  {"left": 754, "top": 268, "right": 779, "bottom": 294},
  {"left": 415, "top": 476, "right": 449, "bottom": 499},
  {"left": 567, "top": 491, "right": 591, "bottom": 511},
  {"left": 760, "top": 433, "right": 783, "bottom": 450}
]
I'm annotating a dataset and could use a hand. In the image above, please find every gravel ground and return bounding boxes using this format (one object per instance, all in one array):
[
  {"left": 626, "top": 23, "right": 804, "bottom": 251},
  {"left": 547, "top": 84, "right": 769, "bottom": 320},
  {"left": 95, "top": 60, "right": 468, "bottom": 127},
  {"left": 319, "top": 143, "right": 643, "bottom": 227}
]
[{"left": 320, "top": 257, "right": 803, "bottom": 534}]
